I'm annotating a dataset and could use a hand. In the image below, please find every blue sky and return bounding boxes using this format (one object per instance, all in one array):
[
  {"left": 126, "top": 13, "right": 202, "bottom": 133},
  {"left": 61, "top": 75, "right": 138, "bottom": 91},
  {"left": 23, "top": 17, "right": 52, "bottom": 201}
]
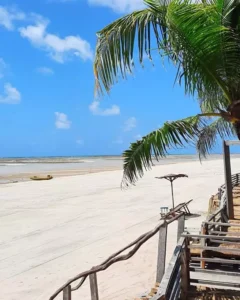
[{"left": 0, "top": 0, "right": 222, "bottom": 157}]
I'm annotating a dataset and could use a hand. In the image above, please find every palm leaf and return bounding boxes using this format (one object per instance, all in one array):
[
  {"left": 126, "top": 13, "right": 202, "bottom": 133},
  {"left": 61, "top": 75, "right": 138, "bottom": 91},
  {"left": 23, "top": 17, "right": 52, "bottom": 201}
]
[
  {"left": 196, "top": 118, "right": 236, "bottom": 158},
  {"left": 94, "top": 4, "right": 167, "bottom": 95},
  {"left": 122, "top": 115, "right": 205, "bottom": 187},
  {"left": 94, "top": 0, "right": 240, "bottom": 108}
]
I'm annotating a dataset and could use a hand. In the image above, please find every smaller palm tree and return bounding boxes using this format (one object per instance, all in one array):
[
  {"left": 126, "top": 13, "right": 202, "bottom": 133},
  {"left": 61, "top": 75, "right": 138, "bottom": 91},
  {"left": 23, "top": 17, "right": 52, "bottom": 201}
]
[{"left": 94, "top": 0, "right": 240, "bottom": 187}]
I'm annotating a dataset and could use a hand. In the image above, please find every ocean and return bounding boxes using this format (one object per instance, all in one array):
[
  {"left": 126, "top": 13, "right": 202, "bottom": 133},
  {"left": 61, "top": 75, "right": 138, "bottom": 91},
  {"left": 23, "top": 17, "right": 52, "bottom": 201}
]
[{"left": 0, "top": 154, "right": 231, "bottom": 184}]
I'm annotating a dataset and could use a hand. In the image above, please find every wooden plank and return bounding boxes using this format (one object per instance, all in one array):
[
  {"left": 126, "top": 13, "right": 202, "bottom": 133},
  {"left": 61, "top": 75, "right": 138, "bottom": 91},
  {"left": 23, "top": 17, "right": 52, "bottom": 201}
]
[
  {"left": 168, "top": 269, "right": 180, "bottom": 300},
  {"left": 182, "top": 233, "right": 240, "bottom": 241},
  {"left": 223, "top": 141, "right": 234, "bottom": 219},
  {"left": 206, "top": 208, "right": 223, "bottom": 222},
  {"left": 189, "top": 245, "right": 240, "bottom": 254},
  {"left": 225, "top": 140, "right": 240, "bottom": 146},
  {"left": 200, "top": 225, "right": 206, "bottom": 269},
  {"left": 203, "top": 221, "right": 240, "bottom": 227},
  {"left": 162, "top": 200, "right": 192, "bottom": 220},
  {"left": 156, "top": 222, "right": 168, "bottom": 283},
  {"left": 221, "top": 208, "right": 228, "bottom": 223},
  {"left": 191, "top": 257, "right": 240, "bottom": 265},
  {"left": 210, "top": 230, "right": 240, "bottom": 236},
  {"left": 177, "top": 215, "right": 185, "bottom": 242},
  {"left": 191, "top": 279, "right": 240, "bottom": 288},
  {"left": 63, "top": 286, "right": 71, "bottom": 300},
  {"left": 151, "top": 238, "right": 185, "bottom": 300},
  {"left": 180, "top": 239, "right": 190, "bottom": 300},
  {"left": 189, "top": 267, "right": 240, "bottom": 277},
  {"left": 210, "top": 239, "right": 240, "bottom": 244},
  {"left": 89, "top": 273, "right": 99, "bottom": 300}
]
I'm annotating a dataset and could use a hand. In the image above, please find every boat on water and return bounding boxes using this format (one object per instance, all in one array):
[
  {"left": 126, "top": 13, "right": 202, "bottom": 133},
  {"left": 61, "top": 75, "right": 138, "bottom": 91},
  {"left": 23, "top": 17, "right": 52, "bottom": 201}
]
[{"left": 30, "top": 175, "right": 53, "bottom": 181}]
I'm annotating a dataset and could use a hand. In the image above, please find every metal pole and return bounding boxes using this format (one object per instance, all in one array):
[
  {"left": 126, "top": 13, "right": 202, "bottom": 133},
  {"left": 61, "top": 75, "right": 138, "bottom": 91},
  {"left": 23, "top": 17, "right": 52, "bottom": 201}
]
[{"left": 170, "top": 180, "right": 175, "bottom": 209}]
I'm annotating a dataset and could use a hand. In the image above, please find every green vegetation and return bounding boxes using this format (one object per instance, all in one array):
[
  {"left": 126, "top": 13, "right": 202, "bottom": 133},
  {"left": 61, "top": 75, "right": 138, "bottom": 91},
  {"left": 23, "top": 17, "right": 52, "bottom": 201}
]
[{"left": 94, "top": 0, "right": 240, "bottom": 187}]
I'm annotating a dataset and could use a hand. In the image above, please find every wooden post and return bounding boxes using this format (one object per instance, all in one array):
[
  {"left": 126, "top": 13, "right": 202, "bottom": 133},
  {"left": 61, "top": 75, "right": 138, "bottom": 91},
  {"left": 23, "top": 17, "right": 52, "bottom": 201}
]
[
  {"left": 223, "top": 141, "right": 234, "bottom": 219},
  {"left": 63, "top": 285, "right": 71, "bottom": 300},
  {"left": 180, "top": 238, "right": 190, "bottom": 300},
  {"left": 177, "top": 215, "right": 185, "bottom": 242},
  {"left": 200, "top": 225, "right": 206, "bottom": 269},
  {"left": 89, "top": 273, "right": 99, "bottom": 300},
  {"left": 156, "top": 222, "right": 168, "bottom": 283}
]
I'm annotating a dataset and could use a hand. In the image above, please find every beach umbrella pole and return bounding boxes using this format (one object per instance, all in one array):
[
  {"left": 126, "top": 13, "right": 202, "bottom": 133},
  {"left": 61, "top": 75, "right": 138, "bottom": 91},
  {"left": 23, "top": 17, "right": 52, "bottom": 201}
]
[
  {"left": 170, "top": 179, "right": 175, "bottom": 209},
  {"left": 156, "top": 173, "right": 188, "bottom": 211}
]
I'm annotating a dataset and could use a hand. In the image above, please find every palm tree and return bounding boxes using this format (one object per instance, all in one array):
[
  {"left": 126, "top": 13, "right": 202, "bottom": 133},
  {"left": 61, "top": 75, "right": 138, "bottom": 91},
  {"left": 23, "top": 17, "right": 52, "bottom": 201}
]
[{"left": 94, "top": 0, "right": 240, "bottom": 187}]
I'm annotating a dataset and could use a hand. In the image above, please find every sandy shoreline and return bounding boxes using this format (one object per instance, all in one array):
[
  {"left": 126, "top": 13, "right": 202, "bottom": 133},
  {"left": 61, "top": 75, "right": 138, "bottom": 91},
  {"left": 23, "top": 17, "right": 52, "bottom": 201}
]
[
  {"left": 0, "top": 154, "right": 235, "bottom": 184},
  {"left": 1, "top": 158, "right": 240, "bottom": 300},
  {"left": 0, "top": 166, "right": 123, "bottom": 184}
]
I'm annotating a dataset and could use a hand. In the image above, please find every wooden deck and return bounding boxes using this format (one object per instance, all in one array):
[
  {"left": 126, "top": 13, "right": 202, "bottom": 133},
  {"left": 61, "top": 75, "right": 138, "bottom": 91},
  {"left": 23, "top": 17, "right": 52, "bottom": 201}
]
[
  {"left": 203, "top": 185, "right": 240, "bottom": 259},
  {"left": 134, "top": 178, "right": 240, "bottom": 299},
  {"left": 48, "top": 172, "right": 240, "bottom": 300},
  {"left": 232, "top": 185, "right": 240, "bottom": 220},
  {"left": 188, "top": 288, "right": 240, "bottom": 299}
]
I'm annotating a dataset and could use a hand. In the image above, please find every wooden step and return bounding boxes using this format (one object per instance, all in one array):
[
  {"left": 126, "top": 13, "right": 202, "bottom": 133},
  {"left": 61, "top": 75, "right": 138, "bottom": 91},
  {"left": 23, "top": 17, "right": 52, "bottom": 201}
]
[{"left": 188, "top": 287, "right": 240, "bottom": 299}]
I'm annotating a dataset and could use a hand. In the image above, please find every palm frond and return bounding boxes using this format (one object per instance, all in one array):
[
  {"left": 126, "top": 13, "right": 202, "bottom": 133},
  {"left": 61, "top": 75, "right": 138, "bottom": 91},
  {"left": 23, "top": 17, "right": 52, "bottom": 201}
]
[
  {"left": 199, "top": 92, "right": 229, "bottom": 113},
  {"left": 196, "top": 118, "right": 235, "bottom": 158},
  {"left": 94, "top": 0, "right": 240, "bottom": 103},
  {"left": 166, "top": 0, "right": 240, "bottom": 103},
  {"left": 122, "top": 115, "right": 205, "bottom": 187},
  {"left": 94, "top": 2, "right": 168, "bottom": 95}
]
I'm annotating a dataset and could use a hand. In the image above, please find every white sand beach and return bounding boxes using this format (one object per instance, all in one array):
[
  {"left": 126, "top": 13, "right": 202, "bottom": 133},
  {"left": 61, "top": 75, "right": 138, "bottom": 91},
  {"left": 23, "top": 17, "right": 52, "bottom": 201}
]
[{"left": 1, "top": 158, "right": 240, "bottom": 300}]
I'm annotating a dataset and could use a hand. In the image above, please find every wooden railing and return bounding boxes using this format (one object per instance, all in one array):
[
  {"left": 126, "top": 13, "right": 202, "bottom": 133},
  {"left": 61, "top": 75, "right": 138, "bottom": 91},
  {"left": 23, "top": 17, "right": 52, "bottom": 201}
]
[
  {"left": 49, "top": 206, "right": 188, "bottom": 300},
  {"left": 208, "top": 172, "right": 240, "bottom": 226},
  {"left": 49, "top": 174, "right": 240, "bottom": 300},
  {"left": 218, "top": 173, "right": 240, "bottom": 208},
  {"left": 151, "top": 237, "right": 190, "bottom": 300},
  {"left": 151, "top": 232, "right": 240, "bottom": 299},
  {"left": 151, "top": 175, "right": 240, "bottom": 299}
]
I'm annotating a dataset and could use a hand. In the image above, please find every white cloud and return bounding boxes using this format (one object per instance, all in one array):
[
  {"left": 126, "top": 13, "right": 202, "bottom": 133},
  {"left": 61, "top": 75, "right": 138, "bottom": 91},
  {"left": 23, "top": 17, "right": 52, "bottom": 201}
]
[
  {"left": 124, "top": 117, "right": 137, "bottom": 131},
  {"left": 89, "top": 100, "right": 120, "bottom": 116},
  {"left": 0, "top": 58, "right": 7, "bottom": 78},
  {"left": 0, "top": 6, "right": 25, "bottom": 30},
  {"left": 76, "top": 139, "right": 84, "bottom": 145},
  {"left": 37, "top": 66, "right": 54, "bottom": 75},
  {"left": 88, "top": 0, "right": 145, "bottom": 13},
  {"left": 19, "top": 17, "right": 93, "bottom": 63},
  {"left": 55, "top": 112, "right": 71, "bottom": 129},
  {"left": 0, "top": 83, "right": 21, "bottom": 104}
]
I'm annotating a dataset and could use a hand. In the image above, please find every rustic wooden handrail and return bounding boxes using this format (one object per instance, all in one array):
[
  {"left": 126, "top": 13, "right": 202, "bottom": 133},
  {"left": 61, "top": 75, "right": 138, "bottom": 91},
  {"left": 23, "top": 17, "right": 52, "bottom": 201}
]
[
  {"left": 49, "top": 212, "right": 184, "bottom": 300},
  {"left": 207, "top": 207, "right": 223, "bottom": 223}
]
